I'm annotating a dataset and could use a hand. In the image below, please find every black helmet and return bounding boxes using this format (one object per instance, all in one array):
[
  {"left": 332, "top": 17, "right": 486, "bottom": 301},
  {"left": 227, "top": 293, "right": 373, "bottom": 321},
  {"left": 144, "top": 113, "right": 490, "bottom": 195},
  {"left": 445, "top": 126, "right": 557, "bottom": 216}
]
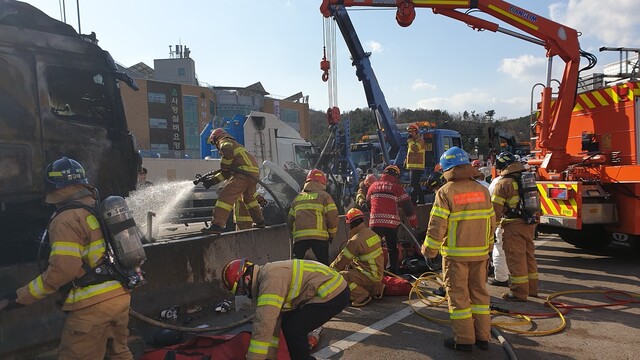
[
  {"left": 44, "top": 156, "right": 88, "bottom": 192},
  {"left": 427, "top": 171, "right": 445, "bottom": 190},
  {"left": 495, "top": 151, "right": 517, "bottom": 171}
]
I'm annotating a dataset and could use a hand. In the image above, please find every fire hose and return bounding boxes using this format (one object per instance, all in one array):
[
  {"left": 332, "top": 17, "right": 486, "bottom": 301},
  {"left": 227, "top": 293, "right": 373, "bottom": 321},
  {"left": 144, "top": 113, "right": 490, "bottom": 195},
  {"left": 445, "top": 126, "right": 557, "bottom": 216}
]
[{"left": 398, "top": 223, "right": 518, "bottom": 359}]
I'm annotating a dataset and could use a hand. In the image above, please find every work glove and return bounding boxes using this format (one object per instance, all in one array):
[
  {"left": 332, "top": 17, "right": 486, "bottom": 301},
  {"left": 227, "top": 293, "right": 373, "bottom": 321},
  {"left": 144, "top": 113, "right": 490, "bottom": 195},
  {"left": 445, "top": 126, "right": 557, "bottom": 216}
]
[
  {"left": 256, "top": 195, "right": 268, "bottom": 207},
  {"left": 0, "top": 292, "right": 24, "bottom": 311},
  {"left": 201, "top": 177, "right": 216, "bottom": 190}
]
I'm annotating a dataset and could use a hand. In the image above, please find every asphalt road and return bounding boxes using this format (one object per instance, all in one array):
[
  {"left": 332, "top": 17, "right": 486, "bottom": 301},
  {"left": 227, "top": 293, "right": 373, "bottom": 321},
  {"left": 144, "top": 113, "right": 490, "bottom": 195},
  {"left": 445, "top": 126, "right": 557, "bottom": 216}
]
[
  {"left": 311, "top": 235, "right": 640, "bottom": 360},
  {"left": 22, "top": 234, "right": 640, "bottom": 360}
]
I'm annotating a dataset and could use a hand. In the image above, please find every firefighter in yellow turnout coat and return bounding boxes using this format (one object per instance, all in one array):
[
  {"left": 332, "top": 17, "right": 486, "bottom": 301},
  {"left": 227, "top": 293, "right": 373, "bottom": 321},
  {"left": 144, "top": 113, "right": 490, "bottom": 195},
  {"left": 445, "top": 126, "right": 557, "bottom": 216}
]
[
  {"left": 331, "top": 208, "right": 385, "bottom": 307},
  {"left": 0, "top": 157, "right": 132, "bottom": 359},
  {"left": 288, "top": 169, "right": 339, "bottom": 265},
  {"left": 221, "top": 258, "right": 350, "bottom": 360},
  {"left": 491, "top": 152, "right": 538, "bottom": 302},
  {"left": 202, "top": 128, "right": 265, "bottom": 234},
  {"left": 422, "top": 147, "right": 496, "bottom": 352},
  {"left": 406, "top": 123, "right": 426, "bottom": 204}
]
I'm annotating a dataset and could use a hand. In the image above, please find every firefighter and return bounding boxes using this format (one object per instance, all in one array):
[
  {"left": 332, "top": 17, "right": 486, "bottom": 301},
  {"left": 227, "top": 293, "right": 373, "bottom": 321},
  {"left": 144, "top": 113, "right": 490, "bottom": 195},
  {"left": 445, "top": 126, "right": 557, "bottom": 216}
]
[
  {"left": 288, "top": 169, "right": 339, "bottom": 265},
  {"left": 406, "top": 123, "right": 426, "bottom": 204},
  {"left": 0, "top": 157, "right": 133, "bottom": 359},
  {"left": 421, "top": 147, "right": 496, "bottom": 352},
  {"left": 488, "top": 174, "right": 509, "bottom": 287},
  {"left": 221, "top": 258, "right": 349, "bottom": 360},
  {"left": 427, "top": 171, "right": 446, "bottom": 193},
  {"left": 234, "top": 193, "right": 268, "bottom": 230},
  {"left": 367, "top": 165, "right": 418, "bottom": 274},
  {"left": 331, "top": 208, "right": 385, "bottom": 307},
  {"left": 491, "top": 151, "right": 538, "bottom": 301},
  {"left": 356, "top": 174, "right": 377, "bottom": 211},
  {"left": 202, "top": 128, "right": 265, "bottom": 234}
]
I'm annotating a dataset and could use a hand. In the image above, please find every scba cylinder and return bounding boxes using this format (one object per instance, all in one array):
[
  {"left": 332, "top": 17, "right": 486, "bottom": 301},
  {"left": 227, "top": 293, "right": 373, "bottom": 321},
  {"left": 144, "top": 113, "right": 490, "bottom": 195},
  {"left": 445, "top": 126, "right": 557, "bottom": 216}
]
[
  {"left": 520, "top": 172, "right": 540, "bottom": 214},
  {"left": 101, "top": 196, "right": 147, "bottom": 269}
]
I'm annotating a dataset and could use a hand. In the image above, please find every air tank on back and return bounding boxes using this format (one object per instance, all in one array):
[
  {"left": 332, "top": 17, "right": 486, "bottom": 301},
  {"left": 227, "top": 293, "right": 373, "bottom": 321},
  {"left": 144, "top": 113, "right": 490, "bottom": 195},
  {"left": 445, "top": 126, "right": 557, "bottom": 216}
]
[{"left": 100, "top": 196, "right": 146, "bottom": 269}]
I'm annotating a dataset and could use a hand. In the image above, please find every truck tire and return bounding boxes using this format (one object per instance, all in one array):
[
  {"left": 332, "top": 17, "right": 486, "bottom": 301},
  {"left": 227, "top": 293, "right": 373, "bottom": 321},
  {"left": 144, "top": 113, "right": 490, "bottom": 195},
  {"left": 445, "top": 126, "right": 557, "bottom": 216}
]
[{"left": 559, "top": 225, "right": 609, "bottom": 250}]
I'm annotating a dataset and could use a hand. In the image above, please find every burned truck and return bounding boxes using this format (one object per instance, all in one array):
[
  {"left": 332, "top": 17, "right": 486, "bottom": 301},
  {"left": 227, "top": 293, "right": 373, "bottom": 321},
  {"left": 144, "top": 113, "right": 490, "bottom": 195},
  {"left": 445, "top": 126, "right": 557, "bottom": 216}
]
[{"left": 0, "top": 1, "right": 140, "bottom": 265}]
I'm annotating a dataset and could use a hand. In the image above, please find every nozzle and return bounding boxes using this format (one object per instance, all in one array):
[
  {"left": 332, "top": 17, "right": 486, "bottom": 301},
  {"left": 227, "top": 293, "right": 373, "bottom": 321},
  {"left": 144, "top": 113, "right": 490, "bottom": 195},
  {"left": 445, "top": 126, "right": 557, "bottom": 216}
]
[{"left": 193, "top": 174, "right": 202, "bottom": 185}]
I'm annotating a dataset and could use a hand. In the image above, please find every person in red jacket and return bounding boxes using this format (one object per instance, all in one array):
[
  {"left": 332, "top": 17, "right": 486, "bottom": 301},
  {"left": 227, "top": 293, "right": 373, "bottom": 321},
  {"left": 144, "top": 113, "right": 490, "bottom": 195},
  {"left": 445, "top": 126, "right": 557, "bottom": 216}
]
[{"left": 366, "top": 165, "right": 418, "bottom": 274}]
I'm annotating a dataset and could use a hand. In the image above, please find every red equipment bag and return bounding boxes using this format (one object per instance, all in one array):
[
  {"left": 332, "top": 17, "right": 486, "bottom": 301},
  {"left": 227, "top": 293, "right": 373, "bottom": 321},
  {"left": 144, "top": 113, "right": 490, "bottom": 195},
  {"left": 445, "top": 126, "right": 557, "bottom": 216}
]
[
  {"left": 140, "top": 331, "right": 290, "bottom": 360},
  {"left": 382, "top": 275, "right": 413, "bottom": 296}
]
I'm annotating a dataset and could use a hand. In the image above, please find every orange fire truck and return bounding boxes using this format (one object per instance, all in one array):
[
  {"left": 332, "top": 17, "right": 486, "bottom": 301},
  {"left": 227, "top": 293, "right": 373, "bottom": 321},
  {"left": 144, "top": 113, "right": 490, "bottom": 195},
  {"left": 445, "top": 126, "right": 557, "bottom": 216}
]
[{"left": 321, "top": 0, "right": 640, "bottom": 251}]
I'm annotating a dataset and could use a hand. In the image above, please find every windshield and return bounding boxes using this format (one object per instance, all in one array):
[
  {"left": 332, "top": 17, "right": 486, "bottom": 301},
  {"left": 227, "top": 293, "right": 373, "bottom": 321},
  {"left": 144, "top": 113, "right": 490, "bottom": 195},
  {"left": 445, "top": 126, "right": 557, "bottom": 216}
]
[{"left": 294, "top": 145, "right": 314, "bottom": 169}]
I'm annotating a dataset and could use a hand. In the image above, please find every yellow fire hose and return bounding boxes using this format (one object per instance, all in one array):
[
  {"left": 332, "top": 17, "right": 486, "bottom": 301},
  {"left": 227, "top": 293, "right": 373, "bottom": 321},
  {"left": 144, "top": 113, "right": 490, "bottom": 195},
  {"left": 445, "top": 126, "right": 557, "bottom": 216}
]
[{"left": 402, "top": 270, "right": 640, "bottom": 338}]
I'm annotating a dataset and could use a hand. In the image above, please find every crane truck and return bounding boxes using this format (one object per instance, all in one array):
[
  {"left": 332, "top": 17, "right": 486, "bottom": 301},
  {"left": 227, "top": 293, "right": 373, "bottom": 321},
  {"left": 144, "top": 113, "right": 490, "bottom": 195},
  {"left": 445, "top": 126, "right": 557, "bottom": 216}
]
[
  {"left": 0, "top": 1, "right": 140, "bottom": 265},
  {"left": 320, "top": 4, "right": 462, "bottom": 202},
  {"left": 321, "top": 0, "right": 640, "bottom": 251}
]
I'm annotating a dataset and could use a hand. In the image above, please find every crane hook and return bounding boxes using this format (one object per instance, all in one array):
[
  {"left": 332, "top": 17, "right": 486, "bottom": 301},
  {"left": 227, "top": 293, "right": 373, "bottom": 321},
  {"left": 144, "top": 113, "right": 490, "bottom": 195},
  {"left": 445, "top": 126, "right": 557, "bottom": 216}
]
[{"left": 321, "top": 46, "right": 331, "bottom": 82}]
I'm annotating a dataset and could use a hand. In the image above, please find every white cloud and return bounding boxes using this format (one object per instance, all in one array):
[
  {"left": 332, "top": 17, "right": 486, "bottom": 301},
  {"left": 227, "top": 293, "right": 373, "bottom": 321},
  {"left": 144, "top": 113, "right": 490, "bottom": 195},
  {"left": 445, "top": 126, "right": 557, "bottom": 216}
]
[
  {"left": 411, "top": 79, "right": 436, "bottom": 91},
  {"left": 365, "top": 40, "right": 383, "bottom": 54},
  {"left": 549, "top": 0, "right": 640, "bottom": 47},
  {"left": 415, "top": 90, "right": 529, "bottom": 118},
  {"left": 498, "top": 55, "right": 546, "bottom": 82}
]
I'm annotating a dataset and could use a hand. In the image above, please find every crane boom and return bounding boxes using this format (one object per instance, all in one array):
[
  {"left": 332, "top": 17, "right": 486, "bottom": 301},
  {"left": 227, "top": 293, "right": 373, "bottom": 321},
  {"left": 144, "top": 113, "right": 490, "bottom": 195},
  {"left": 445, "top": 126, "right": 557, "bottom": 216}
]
[{"left": 321, "top": 0, "right": 583, "bottom": 172}]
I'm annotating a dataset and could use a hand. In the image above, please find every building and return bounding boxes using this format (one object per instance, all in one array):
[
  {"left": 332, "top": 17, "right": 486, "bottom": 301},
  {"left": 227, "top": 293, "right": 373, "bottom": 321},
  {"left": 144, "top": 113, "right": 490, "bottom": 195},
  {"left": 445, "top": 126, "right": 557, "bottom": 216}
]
[{"left": 119, "top": 46, "right": 311, "bottom": 159}]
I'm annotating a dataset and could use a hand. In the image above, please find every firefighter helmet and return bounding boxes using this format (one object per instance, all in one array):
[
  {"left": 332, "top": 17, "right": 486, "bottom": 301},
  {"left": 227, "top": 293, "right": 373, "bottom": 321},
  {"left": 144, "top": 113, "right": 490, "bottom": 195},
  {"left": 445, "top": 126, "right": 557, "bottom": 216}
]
[
  {"left": 221, "top": 258, "right": 253, "bottom": 295},
  {"left": 363, "top": 174, "right": 377, "bottom": 187},
  {"left": 306, "top": 169, "right": 327, "bottom": 185},
  {"left": 495, "top": 151, "right": 517, "bottom": 171},
  {"left": 383, "top": 165, "right": 401, "bottom": 178},
  {"left": 427, "top": 171, "right": 445, "bottom": 191},
  {"left": 471, "top": 159, "right": 482, "bottom": 168},
  {"left": 439, "top": 146, "right": 470, "bottom": 171},
  {"left": 345, "top": 208, "right": 365, "bottom": 224},
  {"left": 406, "top": 123, "right": 419, "bottom": 132},
  {"left": 208, "top": 128, "right": 227, "bottom": 145},
  {"left": 44, "top": 156, "right": 88, "bottom": 192}
]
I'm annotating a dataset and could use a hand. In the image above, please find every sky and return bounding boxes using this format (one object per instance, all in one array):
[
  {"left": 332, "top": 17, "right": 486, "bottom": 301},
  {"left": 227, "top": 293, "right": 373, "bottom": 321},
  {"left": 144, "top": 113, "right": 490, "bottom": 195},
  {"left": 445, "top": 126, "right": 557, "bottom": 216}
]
[{"left": 21, "top": 0, "right": 640, "bottom": 119}]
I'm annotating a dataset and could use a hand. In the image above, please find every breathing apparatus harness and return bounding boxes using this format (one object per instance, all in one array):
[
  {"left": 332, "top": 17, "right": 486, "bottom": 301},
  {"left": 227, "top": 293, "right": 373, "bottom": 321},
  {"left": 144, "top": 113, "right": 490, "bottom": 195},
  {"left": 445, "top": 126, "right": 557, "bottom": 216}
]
[
  {"left": 38, "top": 189, "right": 146, "bottom": 292},
  {"left": 501, "top": 171, "right": 540, "bottom": 225}
]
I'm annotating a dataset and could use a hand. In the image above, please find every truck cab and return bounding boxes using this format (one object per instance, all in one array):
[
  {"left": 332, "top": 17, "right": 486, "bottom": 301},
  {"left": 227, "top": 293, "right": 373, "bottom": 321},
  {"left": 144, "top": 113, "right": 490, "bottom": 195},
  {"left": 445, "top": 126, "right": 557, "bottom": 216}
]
[{"left": 0, "top": 1, "right": 139, "bottom": 265}]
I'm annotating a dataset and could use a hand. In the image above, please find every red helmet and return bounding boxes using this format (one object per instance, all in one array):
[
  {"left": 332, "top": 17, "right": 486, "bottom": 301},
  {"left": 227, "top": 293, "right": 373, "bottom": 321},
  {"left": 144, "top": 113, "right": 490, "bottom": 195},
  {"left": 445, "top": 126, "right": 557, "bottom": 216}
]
[
  {"left": 208, "top": 128, "right": 227, "bottom": 145},
  {"left": 363, "top": 174, "right": 377, "bottom": 187},
  {"left": 306, "top": 169, "right": 327, "bottom": 185},
  {"left": 345, "top": 208, "right": 365, "bottom": 224},
  {"left": 384, "top": 165, "right": 401, "bottom": 177},
  {"left": 471, "top": 159, "right": 482, "bottom": 168},
  {"left": 221, "top": 258, "right": 253, "bottom": 294},
  {"left": 406, "top": 123, "right": 419, "bottom": 132}
]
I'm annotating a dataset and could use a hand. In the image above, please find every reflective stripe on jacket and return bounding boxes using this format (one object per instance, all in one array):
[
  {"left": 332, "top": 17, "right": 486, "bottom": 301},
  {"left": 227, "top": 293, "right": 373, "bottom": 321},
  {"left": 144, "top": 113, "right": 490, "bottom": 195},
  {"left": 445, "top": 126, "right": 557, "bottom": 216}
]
[
  {"left": 218, "top": 137, "right": 259, "bottom": 176},
  {"left": 16, "top": 187, "right": 127, "bottom": 311},
  {"left": 247, "top": 259, "right": 347, "bottom": 360},
  {"left": 331, "top": 223, "right": 384, "bottom": 282},
  {"left": 367, "top": 174, "right": 417, "bottom": 228},
  {"left": 424, "top": 164, "right": 496, "bottom": 261},
  {"left": 288, "top": 181, "right": 339, "bottom": 242},
  {"left": 406, "top": 137, "right": 426, "bottom": 169}
]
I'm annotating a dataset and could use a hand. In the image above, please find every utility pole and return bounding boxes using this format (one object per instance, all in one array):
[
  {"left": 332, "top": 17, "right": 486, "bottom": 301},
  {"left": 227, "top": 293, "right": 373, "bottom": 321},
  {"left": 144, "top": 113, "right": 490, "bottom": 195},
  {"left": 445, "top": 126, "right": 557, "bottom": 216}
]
[{"left": 76, "top": 0, "right": 81, "bottom": 34}]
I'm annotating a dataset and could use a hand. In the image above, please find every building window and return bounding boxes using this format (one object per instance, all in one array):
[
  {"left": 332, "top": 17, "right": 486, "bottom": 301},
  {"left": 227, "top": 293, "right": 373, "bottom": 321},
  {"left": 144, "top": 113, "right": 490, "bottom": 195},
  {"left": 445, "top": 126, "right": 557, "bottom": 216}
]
[
  {"left": 150, "top": 143, "right": 169, "bottom": 157},
  {"left": 281, "top": 108, "right": 300, "bottom": 131},
  {"left": 183, "top": 96, "right": 199, "bottom": 157},
  {"left": 178, "top": 68, "right": 186, "bottom": 76},
  {"left": 148, "top": 92, "right": 166, "bottom": 103},
  {"left": 149, "top": 117, "right": 168, "bottom": 129}
]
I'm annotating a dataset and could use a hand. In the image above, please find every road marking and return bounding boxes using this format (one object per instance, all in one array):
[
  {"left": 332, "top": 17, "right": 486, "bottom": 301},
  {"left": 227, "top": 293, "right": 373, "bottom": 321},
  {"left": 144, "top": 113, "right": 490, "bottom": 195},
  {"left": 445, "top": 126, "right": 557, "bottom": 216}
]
[{"left": 313, "top": 301, "right": 428, "bottom": 359}]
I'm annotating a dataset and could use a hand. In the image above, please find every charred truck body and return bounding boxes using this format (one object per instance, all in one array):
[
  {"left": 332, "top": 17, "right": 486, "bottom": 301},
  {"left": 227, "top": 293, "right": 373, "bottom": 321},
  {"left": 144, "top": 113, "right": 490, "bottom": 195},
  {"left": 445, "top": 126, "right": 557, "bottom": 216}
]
[{"left": 0, "top": 1, "right": 139, "bottom": 265}]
